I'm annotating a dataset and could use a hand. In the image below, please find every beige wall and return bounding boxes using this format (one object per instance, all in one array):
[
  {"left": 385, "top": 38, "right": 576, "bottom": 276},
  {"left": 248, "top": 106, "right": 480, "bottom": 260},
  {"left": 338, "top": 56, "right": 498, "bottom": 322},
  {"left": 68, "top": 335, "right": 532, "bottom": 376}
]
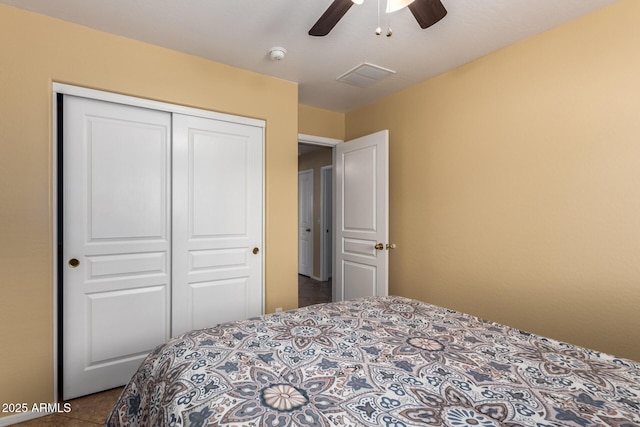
[
  {"left": 299, "top": 104, "right": 345, "bottom": 140},
  {"left": 346, "top": 0, "right": 640, "bottom": 362},
  {"left": 0, "top": 5, "right": 298, "bottom": 413},
  {"left": 299, "top": 148, "right": 333, "bottom": 278}
]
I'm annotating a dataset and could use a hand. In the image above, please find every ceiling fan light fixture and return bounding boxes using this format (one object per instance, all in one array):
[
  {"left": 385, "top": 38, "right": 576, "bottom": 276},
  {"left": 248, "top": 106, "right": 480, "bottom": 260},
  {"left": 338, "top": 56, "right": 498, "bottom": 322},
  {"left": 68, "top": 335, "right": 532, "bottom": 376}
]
[
  {"left": 386, "top": 0, "right": 415, "bottom": 13},
  {"left": 309, "top": 0, "right": 446, "bottom": 36}
]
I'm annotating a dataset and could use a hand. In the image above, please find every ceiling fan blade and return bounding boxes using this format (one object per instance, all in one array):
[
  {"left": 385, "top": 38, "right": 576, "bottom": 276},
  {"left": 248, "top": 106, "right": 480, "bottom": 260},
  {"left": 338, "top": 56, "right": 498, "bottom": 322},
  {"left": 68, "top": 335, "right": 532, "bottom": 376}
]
[
  {"left": 309, "top": 0, "right": 355, "bottom": 36},
  {"left": 408, "top": 0, "right": 447, "bottom": 29}
]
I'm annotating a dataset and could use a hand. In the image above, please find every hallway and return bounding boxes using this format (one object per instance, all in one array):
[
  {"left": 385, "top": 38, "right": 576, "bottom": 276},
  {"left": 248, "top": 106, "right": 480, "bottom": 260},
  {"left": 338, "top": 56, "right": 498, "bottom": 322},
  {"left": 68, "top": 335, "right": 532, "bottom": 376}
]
[{"left": 298, "top": 275, "right": 332, "bottom": 308}]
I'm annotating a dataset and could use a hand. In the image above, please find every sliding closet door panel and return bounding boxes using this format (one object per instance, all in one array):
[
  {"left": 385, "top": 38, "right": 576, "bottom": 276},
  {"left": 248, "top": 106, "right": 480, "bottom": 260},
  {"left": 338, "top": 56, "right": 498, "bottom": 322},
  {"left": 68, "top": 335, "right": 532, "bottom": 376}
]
[
  {"left": 172, "top": 114, "right": 263, "bottom": 337},
  {"left": 63, "top": 96, "right": 171, "bottom": 399}
]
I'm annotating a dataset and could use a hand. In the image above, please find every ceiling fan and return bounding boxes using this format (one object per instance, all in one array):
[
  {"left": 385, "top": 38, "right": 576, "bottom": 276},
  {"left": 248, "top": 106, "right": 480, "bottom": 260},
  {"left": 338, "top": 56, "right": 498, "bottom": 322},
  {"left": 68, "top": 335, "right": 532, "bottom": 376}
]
[{"left": 309, "top": 0, "right": 447, "bottom": 37}]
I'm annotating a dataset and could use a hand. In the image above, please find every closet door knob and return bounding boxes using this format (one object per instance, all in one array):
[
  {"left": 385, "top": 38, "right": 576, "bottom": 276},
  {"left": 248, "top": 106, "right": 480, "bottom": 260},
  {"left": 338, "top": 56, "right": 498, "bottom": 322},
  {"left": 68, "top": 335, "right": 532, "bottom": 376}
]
[
  {"left": 252, "top": 247, "right": 259, "bottom": 255},
  {"left": 68, "top": 258, "right": 80, "bottom": 268}
]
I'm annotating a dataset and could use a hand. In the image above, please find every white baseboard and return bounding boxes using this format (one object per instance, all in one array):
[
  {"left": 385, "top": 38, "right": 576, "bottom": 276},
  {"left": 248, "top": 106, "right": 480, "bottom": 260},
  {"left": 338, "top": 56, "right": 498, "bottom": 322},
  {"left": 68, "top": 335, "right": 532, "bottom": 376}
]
[{"left": 0, "top": 410, "right": 50, "bottom": 427}]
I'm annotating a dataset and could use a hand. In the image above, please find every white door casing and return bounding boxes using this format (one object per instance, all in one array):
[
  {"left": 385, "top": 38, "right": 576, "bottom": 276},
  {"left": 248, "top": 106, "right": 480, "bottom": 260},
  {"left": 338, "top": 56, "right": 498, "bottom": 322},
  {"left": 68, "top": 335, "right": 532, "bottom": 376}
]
[
  {"left": 298, "top": 169, "right": 313, "bottom": 277},
  {"left": 63, "top": 96, "right": 172, "bottom": 399},
  {"left": 320, "top": 165, "right": 333, "bottom": 281},
  {"left": 171, "top": 114, "right": 264, "bottom": 337},
  {"left": 334, "top": 130, "right": 389, "bottom": 301}
]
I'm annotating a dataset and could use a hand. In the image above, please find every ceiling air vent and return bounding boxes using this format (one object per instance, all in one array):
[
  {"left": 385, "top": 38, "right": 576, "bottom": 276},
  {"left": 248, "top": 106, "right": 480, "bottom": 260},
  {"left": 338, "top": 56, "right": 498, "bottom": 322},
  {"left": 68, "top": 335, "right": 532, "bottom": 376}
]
[{"left": 336, "top": 62, "right": 396, "bottom": 88}]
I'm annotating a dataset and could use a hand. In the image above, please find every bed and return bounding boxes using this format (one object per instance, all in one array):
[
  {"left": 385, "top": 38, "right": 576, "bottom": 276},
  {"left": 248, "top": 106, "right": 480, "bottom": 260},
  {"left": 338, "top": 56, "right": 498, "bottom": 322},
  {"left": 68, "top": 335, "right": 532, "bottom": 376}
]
[{"left": 107, "top": 296, "right": 640, "bottom": 426}]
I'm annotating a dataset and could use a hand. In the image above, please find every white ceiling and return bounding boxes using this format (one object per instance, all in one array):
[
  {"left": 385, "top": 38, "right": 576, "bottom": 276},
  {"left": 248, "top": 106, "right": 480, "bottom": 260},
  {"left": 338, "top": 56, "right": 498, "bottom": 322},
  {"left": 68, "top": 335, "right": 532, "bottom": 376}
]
[{"left": 2, "top": 0, "right": 619, "bottom": 112}]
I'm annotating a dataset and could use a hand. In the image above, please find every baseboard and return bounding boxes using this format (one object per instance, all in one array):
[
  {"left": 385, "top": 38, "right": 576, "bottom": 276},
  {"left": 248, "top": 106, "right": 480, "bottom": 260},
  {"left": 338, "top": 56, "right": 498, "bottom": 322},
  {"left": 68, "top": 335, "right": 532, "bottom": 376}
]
[{"left": 0, "top": 410, "right": 50, "bottom": 427}]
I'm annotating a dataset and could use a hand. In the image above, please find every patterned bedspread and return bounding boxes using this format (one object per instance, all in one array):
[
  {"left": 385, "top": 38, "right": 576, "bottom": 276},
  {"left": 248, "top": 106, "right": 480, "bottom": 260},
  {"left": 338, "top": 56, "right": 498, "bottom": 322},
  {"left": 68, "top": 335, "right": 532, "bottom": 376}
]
[{"left": 107, "top": 296, "right": 640, "bottom": 426}]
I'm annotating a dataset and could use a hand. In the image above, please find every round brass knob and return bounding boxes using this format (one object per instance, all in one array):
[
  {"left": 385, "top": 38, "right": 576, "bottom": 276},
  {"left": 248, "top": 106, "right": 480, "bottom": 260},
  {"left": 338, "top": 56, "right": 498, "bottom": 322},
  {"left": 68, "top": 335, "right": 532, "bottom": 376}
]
[
  {"left": 68, "top": 258, "right": 80, "bottom": 268},
  {"left": 252, "top": 247, "right": 259, "bottom": 255}
]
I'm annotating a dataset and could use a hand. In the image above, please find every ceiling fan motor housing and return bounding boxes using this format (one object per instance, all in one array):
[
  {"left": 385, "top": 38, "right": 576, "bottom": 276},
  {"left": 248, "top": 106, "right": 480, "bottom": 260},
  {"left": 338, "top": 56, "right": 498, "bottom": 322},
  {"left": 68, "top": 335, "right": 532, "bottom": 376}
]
[{"left": 309, "top": 0, "right": 447, "bottom": 36}]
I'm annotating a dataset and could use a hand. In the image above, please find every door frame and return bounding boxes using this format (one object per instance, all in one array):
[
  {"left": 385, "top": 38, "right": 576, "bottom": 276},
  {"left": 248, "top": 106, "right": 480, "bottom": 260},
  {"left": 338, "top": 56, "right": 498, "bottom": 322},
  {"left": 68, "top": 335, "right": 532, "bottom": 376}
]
[
  {"left": 52, "top": 83, "right": 266, "bottom": 405},
  {"left": 297, "top": 134, "right": 342, "bottom": 296},
  {"left": 320, "top": 165, "right": 333, "bottom": 281}
]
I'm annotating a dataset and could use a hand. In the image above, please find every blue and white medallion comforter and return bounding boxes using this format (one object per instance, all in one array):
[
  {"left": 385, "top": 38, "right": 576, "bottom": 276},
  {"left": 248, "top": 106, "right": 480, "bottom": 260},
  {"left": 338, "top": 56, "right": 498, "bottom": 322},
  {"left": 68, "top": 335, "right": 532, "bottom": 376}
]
[{"left": 107, "top": 296, "right": 640, "bottom": 426}]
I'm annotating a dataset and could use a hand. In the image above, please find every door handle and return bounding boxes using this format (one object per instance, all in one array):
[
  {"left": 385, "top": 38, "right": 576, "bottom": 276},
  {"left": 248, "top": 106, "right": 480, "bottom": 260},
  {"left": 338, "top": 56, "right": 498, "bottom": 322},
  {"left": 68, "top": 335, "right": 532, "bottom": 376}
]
[
  {"left": 252, "top": 247, "right": 259, "bottom": 255},
  {"left": 374, "top": 243, "right": 384, "bottom": 250},
  {"left": 68, "top": 258, "right": 80, "bottom": 268},
  {"left": 306, "top": 228, "right": 311, "bottom": 232}
]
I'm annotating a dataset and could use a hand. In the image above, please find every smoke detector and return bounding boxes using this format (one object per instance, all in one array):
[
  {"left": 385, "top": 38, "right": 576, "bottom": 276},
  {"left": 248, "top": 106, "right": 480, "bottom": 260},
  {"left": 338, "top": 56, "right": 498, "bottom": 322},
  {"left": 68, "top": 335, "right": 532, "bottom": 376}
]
[{"left": 268, "top": 47, "right": 287, "bottom": 61}]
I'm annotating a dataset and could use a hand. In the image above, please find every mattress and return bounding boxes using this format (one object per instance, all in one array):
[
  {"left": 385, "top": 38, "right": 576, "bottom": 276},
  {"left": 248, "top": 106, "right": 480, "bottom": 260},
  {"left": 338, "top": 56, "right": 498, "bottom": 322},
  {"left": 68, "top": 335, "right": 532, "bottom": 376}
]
[{"left": 106, "top": 296, "right": 640, "bottom": 426}]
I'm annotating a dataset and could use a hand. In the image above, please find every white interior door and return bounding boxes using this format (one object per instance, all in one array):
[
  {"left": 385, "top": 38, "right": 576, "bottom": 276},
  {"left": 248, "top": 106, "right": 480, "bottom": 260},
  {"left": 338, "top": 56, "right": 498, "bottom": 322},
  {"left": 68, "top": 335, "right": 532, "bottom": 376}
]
[
  {"left": 63, "top": 96, "right": 171, "bottom": 399},
  {"left": 298, "top": 169, "right": 313, "bottom": 277},
  {"left": 334, "top": 130, "right": 389, "bottom": 301},
  {"left": 171, "top": 114, "right": 263, "bottom": 337}
]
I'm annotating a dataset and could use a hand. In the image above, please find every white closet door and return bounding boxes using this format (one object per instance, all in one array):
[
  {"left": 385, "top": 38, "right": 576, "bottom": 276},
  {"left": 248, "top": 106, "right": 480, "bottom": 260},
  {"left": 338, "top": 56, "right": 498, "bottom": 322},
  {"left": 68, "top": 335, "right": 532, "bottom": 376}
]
[
  {"left": 63, "top": 96, "right": 171, "bottom": 399},
  {"left": 171, "top": 114, "right": 263, "bottom": 337}
]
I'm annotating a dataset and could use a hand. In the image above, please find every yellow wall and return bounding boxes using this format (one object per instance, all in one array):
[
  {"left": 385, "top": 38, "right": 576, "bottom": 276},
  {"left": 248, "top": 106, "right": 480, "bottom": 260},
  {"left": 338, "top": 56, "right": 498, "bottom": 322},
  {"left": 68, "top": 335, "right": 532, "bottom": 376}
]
[
  {"left": 299, "top": 104, "right": 345, "bottom": 140},
  {"left": 0, "top": 5, "right": 298, "bottom": 413},
  {"left": 346, "top": 0, "right": 640, "bottom": 362}
]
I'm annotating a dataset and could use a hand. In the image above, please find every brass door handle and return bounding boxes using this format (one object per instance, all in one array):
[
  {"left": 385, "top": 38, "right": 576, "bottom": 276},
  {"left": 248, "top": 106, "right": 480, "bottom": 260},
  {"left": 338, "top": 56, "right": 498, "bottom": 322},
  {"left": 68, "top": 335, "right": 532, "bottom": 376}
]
[
  {"left": 374, "top": 243, "right": 384, "bottom": 250},
  {"left": 68, "top": 258, "right": 80, "bottom": 268},
  {"left": 252, "top": 247, "right": 259, "bottom": 255}
]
